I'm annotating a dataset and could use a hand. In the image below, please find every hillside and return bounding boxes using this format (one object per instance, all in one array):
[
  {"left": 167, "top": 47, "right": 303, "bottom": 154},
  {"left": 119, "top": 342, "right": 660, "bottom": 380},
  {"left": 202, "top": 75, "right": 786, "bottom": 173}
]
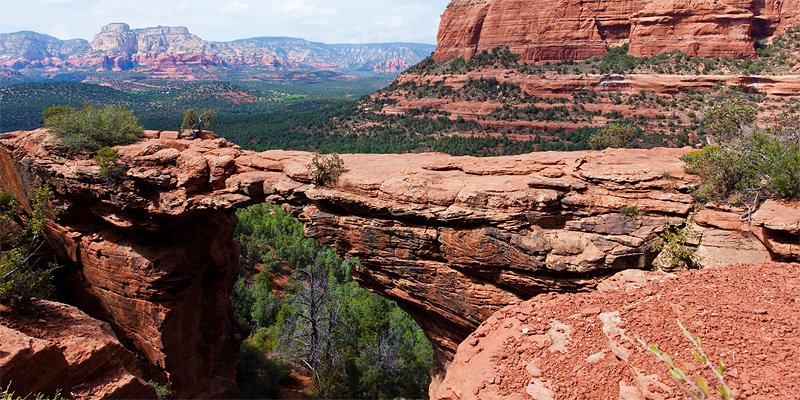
[
  {"left": 0, "top": 23, "right": 435, "bottom": 85},
  {"left": 0, "top": 80, "right": 366, "bottom": 133},
  {"left": 240, "top": 25, "right": 798, "bottom": 155}
]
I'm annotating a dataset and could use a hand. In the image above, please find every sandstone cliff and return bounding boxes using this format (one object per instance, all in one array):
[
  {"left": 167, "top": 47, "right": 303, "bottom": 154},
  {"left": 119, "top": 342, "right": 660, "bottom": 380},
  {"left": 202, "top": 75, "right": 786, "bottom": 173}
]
[
  {"left": 2, "top": 129, "right": 796, "bottom": 394},
  {"left": 435, "top": 0, "right": 800, "bottom": 62}
]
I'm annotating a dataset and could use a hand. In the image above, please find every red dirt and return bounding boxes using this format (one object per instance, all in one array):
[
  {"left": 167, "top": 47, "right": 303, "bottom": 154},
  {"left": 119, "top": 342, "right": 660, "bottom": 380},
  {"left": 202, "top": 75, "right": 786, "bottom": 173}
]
[
  {"left": 436, "top": 262, "right": 800, "bottom": 399},
  {"left": 278, "top": 371, "right": 311, "bottom": 399}
]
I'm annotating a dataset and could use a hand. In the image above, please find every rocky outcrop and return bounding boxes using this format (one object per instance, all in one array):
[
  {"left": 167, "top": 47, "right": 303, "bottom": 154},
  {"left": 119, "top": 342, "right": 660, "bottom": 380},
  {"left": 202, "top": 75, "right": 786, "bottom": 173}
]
[
  {"left": 0, "top": 130, "right": 242, "bottom": 399},
  {"left": 1, "top": 129, "right": 797, "bottom": 392},
  {"left": 0, "top": 300, "right": 158, "bottom": 399},
  {"left": 628, "top": 0, "right": 756, "bottom": 58},
  {"left": 431, "top": 261, "right": 800, "bottom": 399},
  {"left": 435, "top": 0, "right": 800, "bottom": 62},
  {"left": 91, "top": 23, "right": 139, "bottom": 56}
]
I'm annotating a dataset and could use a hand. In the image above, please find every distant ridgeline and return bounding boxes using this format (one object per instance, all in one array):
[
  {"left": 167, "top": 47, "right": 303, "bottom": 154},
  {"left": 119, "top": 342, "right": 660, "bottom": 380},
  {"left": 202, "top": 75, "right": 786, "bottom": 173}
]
[{"left": 0, "top": 23, "right": 435, "bottom": 84}]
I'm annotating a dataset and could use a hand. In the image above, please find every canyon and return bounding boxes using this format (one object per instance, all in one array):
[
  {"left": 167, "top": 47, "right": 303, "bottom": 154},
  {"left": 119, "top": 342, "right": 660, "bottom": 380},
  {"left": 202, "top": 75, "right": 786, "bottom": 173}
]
[
  {"left": 435, "top": 0, "right": 800, "bottom": 63},
  {"left": 3, "top": 2, "right": 800, "bottom": 397},
  {"left": 2, "top": 129, "right": 797, "bottom": 397}
]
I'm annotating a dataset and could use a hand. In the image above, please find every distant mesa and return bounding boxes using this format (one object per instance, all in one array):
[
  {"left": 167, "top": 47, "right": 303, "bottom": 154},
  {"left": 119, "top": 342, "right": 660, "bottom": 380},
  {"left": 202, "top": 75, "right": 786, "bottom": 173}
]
[{"left": 0, "top": 23, "right": 435, "bottom": 76}]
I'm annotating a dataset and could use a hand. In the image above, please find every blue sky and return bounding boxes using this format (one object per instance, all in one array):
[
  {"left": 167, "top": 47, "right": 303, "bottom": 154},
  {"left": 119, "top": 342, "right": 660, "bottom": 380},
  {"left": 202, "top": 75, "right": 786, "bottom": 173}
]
[{"left": 0, "top": 0, "right": 450, "bottom": 44}]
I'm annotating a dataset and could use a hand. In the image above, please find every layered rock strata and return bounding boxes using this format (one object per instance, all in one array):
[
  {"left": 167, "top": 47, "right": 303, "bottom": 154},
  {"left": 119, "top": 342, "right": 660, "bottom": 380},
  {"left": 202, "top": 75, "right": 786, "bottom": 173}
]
[
  {"left": 435, "top": 0, "right": 800, "bottom": 62},
  {"left": 1, "top": 129, "right": 797, "bottom": 391},
  {"left": 0, "top": 130, "right": 241, "bottom": 399},
  {"left": 395, "top": 71, "right": 800, "bottom": 98}
]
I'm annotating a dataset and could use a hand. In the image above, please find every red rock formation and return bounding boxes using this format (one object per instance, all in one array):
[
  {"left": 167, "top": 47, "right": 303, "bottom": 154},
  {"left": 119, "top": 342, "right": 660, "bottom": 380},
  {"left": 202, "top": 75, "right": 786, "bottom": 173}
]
[
  {"left": 431, "top": 262, "right": 800, "bottom": 399},
  {"left": 0, "top": 24, "right": 434, "bottom": 79},
  {"left": 396, "top": 70, "right": 800, "bottom": 97},
  {"left": 1, "top": 129, "right": 797, "bottom": 392},
  {"left": 628, "top": 0, "right": 756, "bottom": 58},
  {"left": 0, "top": 300, "right": 158, "bottom": 399},
  {"left": 0, "top": 130, "right": 242, "bottom": 399},
  {"left": 434, "top": 0, "right": 800, "bottom": 62},
  {"left": 373, "top": 58, "right": 412, "bottom": 74}
]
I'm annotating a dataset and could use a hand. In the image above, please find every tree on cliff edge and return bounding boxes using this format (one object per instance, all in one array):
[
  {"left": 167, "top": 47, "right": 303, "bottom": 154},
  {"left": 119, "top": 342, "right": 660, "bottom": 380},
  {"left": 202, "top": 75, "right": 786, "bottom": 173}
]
[{"left": 180, "top": 108, "right": 216, "bottom": 138}]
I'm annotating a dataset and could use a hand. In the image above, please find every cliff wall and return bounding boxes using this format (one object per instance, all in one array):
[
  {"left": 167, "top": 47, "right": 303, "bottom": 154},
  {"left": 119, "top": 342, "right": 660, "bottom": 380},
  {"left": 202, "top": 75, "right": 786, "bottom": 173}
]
[
  {"left": 435, "top": 0, "right": 800, "bottom": 62},
  {"left": 1, "top": 130, "right": 797, "bottom": 394}
]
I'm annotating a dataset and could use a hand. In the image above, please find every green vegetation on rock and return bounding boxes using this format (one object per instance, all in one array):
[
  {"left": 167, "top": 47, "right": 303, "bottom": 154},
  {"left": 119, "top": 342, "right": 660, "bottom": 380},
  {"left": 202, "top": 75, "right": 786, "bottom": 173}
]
[
  {"left": 589, "top": 123, "right": 639, "bottom": 149},
  {"left": 44, "top": 103, "right": 143, "bottom": 152},
  {"left": 682, "top": 104, "right": 800, "bottom": 213},
  {"left": 307, "top": 153, "right": 345, "bottom": 186},
  {"left": 0, "top": 185, "right": 58, "bottom": 308}
]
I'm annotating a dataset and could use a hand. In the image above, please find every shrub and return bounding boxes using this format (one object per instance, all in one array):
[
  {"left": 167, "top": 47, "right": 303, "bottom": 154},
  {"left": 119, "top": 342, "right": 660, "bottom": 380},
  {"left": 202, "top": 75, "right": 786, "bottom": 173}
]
[
  {"left": 683, "top": 108, "right": 800, "bottom": 214},
  {"left": 0, "top": 185, "right": 59, "bottom": 308},
  {"left": 702, "top": 101, "right": 757, "bottom": 142},
  {"left": 44, "top": 103, "right": 143, "bottom": 153},
  {"left": 2, "top": 388, "right": 68, "bottom": 400},
  {"left": 147, "top": 381, "right": 172, "bottom": 399},
  {"left": 619, "top": 206, "right": 641, "bottom": 218},
  {"left": 654, "top": 211, "right": 701, "bottom": 271},
  {"left": 588, "top": 123, "right": 639, "bottom": 149},
  {"left": 307, "top": 153, "right": 345, "bottom": 187},
  {"left": 236, "top": 339, "right": 292, "bottom": 399}
]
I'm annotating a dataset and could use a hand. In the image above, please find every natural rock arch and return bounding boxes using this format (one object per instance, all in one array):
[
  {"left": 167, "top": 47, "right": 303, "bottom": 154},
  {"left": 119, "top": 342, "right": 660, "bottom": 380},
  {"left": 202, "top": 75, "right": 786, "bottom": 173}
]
[{"left": 1, "top": 129, "right": 795, "bottom": 397}]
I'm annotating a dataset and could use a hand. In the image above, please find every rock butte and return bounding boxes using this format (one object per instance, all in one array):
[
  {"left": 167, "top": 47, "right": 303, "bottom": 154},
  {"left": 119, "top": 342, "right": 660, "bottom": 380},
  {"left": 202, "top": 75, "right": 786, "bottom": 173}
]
[
  {"left": 435, "top": 0, "right": 800, "bottom": 62},
  {"left": 1, "top": 129, "right": 797, "bottom": 396}
]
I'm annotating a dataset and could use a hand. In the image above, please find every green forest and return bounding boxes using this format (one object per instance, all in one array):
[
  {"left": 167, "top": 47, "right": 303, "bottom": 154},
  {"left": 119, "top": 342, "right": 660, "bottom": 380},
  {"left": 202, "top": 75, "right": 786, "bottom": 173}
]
[{"left": 232, "top": 204, "right": 432, "bottom": 399}]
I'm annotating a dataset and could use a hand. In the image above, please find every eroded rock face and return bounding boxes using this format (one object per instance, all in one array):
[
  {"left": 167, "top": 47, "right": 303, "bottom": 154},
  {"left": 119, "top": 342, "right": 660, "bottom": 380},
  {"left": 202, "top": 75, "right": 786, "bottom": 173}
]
[
  {"left": 0, "top": 130, "right": 241, "bottom": 399},
  {"left": 1, "top": 130, "right": 797, "bottom": 392},
  {"left": 431, "top": 262, "right": 800, "bottom": 399},
  {"left": 435, "top": 0, "right": 800, "bottom": 62},
  {"left": 0, "top": 300, "right": 158, "bottom": 399}
]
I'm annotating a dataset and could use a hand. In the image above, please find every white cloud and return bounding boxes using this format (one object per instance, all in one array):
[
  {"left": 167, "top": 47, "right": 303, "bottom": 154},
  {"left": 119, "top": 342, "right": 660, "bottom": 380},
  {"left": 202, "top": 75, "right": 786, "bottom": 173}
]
[{"left": 220, "top": 0, "right": 251, "bottom": 16}]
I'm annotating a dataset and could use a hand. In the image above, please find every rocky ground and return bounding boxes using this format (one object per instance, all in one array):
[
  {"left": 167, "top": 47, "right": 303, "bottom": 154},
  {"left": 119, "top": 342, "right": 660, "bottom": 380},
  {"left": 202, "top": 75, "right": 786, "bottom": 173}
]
[
  {"left": 433, "top": 262, "right": 800, "bottom": 399},
  {"left": 0, "top": 301, "right": 157, "bottom": 399}
]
